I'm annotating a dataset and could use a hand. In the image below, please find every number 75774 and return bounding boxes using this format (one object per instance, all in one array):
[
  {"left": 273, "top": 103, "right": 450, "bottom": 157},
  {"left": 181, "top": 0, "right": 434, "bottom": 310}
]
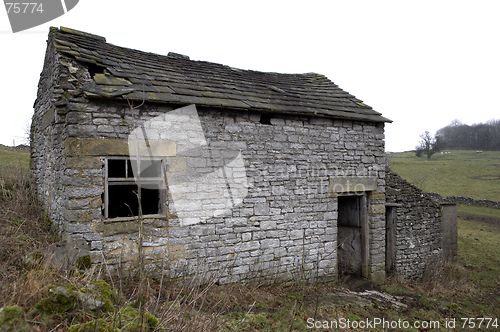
[{"left": 5, "top": 3, "right": 44, "bottom": 14}]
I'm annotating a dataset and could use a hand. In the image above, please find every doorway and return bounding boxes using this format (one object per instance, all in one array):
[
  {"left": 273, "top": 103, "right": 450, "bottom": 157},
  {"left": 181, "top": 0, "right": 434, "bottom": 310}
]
[{"left": 337, "top": 194, "right": 368, "bottom": 278}]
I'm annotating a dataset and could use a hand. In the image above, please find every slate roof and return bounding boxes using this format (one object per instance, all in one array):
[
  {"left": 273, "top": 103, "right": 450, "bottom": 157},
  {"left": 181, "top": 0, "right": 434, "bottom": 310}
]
[{"left": 50, "top": 27, "right": 391, "bottom": 123}]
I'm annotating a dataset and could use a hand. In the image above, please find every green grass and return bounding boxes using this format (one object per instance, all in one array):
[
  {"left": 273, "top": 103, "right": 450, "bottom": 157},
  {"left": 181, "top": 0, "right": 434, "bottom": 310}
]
[
  {"left": 389, "top": 150, "right": 500, "bottom": 201},
  {"left": 0, "top": 146, "right": 30, "bottom": 169},
  {"left": 458, "top": 204, "right": 500, "bottom": 219}
]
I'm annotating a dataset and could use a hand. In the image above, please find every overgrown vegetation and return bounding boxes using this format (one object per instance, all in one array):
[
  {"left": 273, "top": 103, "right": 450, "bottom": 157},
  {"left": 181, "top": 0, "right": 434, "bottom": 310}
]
[
  {"left": 1, "top": 147, "right": 499, "bottom": 331},
  {"left": 0, "top": 165, "right": 54, "bottom": 284}
]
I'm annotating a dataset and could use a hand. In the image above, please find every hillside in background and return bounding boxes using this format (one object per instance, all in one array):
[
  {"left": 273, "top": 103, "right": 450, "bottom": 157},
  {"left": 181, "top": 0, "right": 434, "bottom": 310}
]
[
  {"left": 389, "top": 150, "right": 500, "bottom": 202},
  {"left": 0, "top": 145, "right": 30, "bottom": 169}
]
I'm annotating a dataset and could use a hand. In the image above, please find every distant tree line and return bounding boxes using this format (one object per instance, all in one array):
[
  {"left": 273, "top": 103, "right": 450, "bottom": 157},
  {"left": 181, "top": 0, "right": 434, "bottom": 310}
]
[{"left": 436, "top": 119, "right": 500, "bottom": 151}]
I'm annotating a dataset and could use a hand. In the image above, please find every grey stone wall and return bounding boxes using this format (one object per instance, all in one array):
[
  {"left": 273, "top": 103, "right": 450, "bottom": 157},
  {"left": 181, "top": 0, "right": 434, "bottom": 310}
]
[
  {"left": 32, "top": 50, "right": 388, "bottom": 283},
  {"left": 385, "top": 168, "right": 443, "bottom": 278},
  {"left": 67, "top": 103, "right": 385, "bottom": 283},
  {"left": 31, "top": 32, "right": 66, "bottom": 232}
]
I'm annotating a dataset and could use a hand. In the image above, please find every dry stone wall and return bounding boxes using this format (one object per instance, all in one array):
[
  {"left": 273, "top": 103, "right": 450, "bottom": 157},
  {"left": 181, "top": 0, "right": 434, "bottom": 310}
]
[
  {"left": 431, "top": 194, "right": 500, "bottom": 209},
  {"left": 31, "top": 38, "right": 68, "bottom": 238},
  {"left": 385, "top": 168, "right": 443, "bottom": 278}
]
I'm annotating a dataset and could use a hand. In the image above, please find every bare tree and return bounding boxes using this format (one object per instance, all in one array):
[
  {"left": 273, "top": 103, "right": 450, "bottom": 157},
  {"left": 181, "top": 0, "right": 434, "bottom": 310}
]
[
  {"left": 415, "top": 131, "right": 443, "bottom": 159},
  {"left": 20, "top": 117, "right": 32, "bottom": 145}
]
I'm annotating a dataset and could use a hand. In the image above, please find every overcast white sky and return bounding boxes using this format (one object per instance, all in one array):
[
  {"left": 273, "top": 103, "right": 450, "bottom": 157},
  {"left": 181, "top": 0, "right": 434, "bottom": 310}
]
[{"left": 1, "top": 1, "right": 499, "bottom": 152}]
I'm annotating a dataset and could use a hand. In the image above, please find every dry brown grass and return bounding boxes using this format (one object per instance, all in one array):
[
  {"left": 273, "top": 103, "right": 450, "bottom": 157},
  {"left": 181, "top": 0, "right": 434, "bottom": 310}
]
[
  {"left": 383, "top": 261, "right": 474, "bottom": 301},
  {"left": 419, "top": 261, "right": 473, "bottom": 297},
  {"left": 0, "top": 165, "right": 251, "bottom": 331},
  {"left": 108, "top": 268, "right": 231, "bottom": 331},
  {"left": 0, "top": 166, "right": 55, "bottom": 296}
]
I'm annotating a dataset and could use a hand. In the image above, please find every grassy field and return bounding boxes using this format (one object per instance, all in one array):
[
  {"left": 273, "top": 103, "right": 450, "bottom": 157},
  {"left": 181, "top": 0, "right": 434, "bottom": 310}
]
[
  {"left": 388, "top": 150, "right": 500, "bottom": 201},
  {"left": 0, "top": 147, "right": 499, "bottom": 330},
  {"left": 0, "top": 145, "right": 30, "bottom": 169}
]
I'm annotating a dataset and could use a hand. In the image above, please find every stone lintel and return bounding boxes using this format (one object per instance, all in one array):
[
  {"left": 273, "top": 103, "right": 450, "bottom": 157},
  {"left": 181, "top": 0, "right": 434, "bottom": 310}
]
[
  {"left": 65, "top": 138, "right": 129, "bottom": 157},
  {"left": 65, "top": 138, "right": 176, "bottom": 157},
  {"left": 104, "top": 220, "right": 138, "bottom": 236},
  {"left": 329, "top": 176, "right": 378, "bottom": 196}
]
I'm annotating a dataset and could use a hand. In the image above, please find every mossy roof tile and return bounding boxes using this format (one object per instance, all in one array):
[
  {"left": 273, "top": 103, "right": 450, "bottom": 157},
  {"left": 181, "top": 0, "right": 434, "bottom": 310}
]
[{"left": 50, "top": 27, "right": 391, "bottom": 122}]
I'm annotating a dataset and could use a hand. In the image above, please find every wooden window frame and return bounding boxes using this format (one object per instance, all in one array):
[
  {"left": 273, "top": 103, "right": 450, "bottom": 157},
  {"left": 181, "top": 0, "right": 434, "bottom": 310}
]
[{"left": 102, "top": 156, "right": 167, "bottom": 220}]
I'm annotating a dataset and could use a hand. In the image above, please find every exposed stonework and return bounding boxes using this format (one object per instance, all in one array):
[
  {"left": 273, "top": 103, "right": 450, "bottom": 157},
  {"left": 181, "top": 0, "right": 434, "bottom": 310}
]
[
  {"left": 385, "top": 168, "right": 456, "bottom": 279},
  {"left": 33, "top": 95, "right": 387, "bottom": 283},
  {"left": 31, "top": 27, "right": 455, "bottom": 285}
]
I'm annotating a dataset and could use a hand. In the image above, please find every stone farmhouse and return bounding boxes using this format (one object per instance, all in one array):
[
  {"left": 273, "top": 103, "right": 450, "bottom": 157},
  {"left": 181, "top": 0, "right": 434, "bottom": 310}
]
[{"left": 32, "top": 27, "right": 456, "bottom": 284}]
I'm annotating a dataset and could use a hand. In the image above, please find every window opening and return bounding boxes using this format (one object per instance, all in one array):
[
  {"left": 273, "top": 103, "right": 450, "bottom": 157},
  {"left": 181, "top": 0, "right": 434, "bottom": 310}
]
[{"left": 103, "top": 157, "right": 166, "bottom": 219}]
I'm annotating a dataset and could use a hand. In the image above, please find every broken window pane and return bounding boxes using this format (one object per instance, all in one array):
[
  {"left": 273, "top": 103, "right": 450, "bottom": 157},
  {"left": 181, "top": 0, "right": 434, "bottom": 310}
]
[
  {"left": 104, "top": 157, "right": 164, "bottom": 218},
  {"left": 107, "top": 184, "right": 160, "bottom": 218}
]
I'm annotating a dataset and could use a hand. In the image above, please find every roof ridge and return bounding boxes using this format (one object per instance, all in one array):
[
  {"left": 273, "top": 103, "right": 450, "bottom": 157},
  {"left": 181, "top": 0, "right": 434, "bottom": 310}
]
[{"left": 56, "top": 26, "right": 106, "bottom": 42}]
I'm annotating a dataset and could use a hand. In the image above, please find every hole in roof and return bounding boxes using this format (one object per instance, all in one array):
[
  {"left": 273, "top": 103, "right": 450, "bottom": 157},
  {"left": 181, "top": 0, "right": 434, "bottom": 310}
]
[
  {"left": 86, "top": 63, "right": 105, "bottom": 76},
  {"left": 71, "top": 57, "right": 105, "bottom": 76}
]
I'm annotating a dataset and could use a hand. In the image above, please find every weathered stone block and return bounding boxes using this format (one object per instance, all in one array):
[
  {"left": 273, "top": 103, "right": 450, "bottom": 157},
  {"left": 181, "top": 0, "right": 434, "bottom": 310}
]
[
  {"left": 65, "top": 199, "right": 89, "bottom": 210},
  {"left": 65, "top": 138, "right": 130, "bottom": 157},
  {"left": 260, "top": 220, "right": 276, "bottom": 231},
  {"left": 370, "top": 192, "right": 385, "bottom": 201},
  {"left": 269, "top": 118, "right": 285, "bottom": 126},
  {"left": 65, "top": 209, "right": 102, "bottom": 222},
  {"left": 169, "top": 244, "right": 186, "bottom": 260},
  {"left": 261, "top": 238, "right": 279, "bottom": 250},
  {"left": 61, "top": 176, "right": 91, "bottom": 186},
  {"left": 67, "top": 125, "right": 97, "bottom": 138},
  {"left": 361, "top": 156, "right": 375, "bottom": 163},
  {"left": 66, "top": 157, "right": 102, "bottom": 169},
  {"left": 345, "top": 142, "right": 356, "bottom": 149},
  {"left": 370, "top": 204, "right": 385, "bottom": 215},
  {"left": 104, "top": 221, "right": 138, "bottom": 236},
  {"left": 309, "top": 117, "right": 333, "bottom": 126},
  {"left": 255, "top": 203, "right": 270, "bottom": 216},
  {"left": 97, "top": 125, "right": 115, "bottom": 133},
  {"left": 91, "top": 241, "right": 103, "bottom": 250},
  {"left": 66, "top": 187, "right": 102, "bottom": 199},
  {"left": 66, "top": 112, "right": 91, "bottom": 124},
  {"left": 66, "top": 222, "right": 92, "bottom": 233}
]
